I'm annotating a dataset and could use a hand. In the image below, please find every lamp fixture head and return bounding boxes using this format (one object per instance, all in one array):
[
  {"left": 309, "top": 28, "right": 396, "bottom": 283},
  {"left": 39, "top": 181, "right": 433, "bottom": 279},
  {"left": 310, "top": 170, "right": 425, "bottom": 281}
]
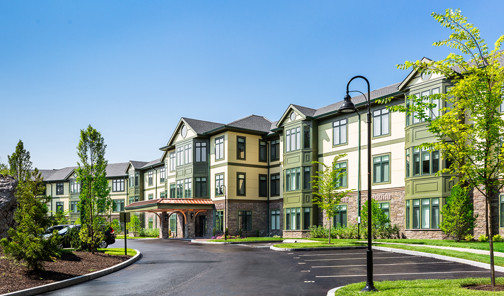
[{"left": 339, "top": 93, "right": 356, "bottom": 113}]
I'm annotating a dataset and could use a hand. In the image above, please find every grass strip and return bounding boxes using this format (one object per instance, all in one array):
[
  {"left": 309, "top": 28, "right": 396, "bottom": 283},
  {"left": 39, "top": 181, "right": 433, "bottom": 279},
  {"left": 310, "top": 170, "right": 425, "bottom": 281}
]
[
  {"left": 274, "top": 242, "right": 362, "bottom": 249},
  {"left": 98, "top": 248, "right": 137, "bottom": 256},
  {"left": 376, "top": 244, "right": 504, "bottom": 267},
  {"left": 335, "top": 278, "right": 504, "bottom": 295},
  {"left": 375, "top": 239, "right": 504, "bottom": 252},
  {"left": 209, "top": 237, "right": 285, "bottom": 242}
]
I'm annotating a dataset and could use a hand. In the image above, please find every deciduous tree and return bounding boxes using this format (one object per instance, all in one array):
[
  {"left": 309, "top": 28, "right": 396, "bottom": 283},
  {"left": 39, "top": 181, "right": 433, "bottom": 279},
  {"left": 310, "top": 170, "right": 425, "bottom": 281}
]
[{"left": 440, "top": 184, "right": 477, "bottom": 241}]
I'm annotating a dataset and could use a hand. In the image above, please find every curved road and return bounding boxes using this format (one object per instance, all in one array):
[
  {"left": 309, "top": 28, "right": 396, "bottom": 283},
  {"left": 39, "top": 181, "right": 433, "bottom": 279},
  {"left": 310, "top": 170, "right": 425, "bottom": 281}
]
[{"left": 42, "top": 239, "right": 501, "bottom": 296}]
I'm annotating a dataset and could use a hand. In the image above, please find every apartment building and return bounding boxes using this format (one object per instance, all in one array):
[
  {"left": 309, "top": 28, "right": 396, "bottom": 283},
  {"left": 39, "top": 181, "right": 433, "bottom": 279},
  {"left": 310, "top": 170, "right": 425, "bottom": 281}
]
[{"left": 42, "top": 60, "right": 495, "bottom": 240}]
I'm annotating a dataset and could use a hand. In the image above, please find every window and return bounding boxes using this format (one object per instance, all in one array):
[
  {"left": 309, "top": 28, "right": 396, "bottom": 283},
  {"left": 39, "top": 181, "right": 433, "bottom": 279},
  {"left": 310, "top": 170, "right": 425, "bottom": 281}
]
[
  {"left": 412, "top": 199, "right": 420, "bottom": 229},
  {"left": 270, "top": 174, "right": 280, "bottom": 196},
  {"left": 148, "top": 194, "right": 154, "bottom": 200},
  {"left": 56, "top": 183, "right": 64, "bottom": 195},
  {"left": 373, "top": 155, "right": 390, "bottom": 183},
  {"left": 135, "top": 174, "right": 139, "bottom": 187},
  {"left": 70, "top": 201, "right": 79, "bottom": 213},
  {"left": 169, "top": 215, "right": 177, "bottom": 236},
  {"left": 303, "top": 167, "right": 311, "bottom": 190},
  {"left": 70, "top": 179, "right": 80, "bottom": 194},
  {"left": 406, "top": 149, "right": 410, "bottom": 178},
  {"left": 236, "top": 136, "right": 246, "bottom": 159},
  {"left": 406, "top": 200, "right": 410, "bottom": 229},
  {"left": 271, "top": 210, "right": 280, "bottom": 230},
  {"left": 271, "top": 140, "right": 280, "bottom": 161},
  {"left": 237, "top": 173, "right": 246, "bottom": 196},
  {"left": 195, "top": 142, "right": 207, "bottom": 162},
  {"left": 285, "top": 167, "right": 300, "bottom": 191},
  {"left": 195, "top": 177, "right": 207, "bottom": 197},
  {"left": 285, "top": 208, "right": 300, "bottom": 230},
  {"left": 128, "top": 196, "right": 139, "bottom": 204},
  {"left": 184, "top": 144, "right": 192, "bottom": 164},
  {"left": 113, "top": 200, "right": 124, "bottom": 212},
  {"left": 177, "top": 146, "right": 183, "bottom": 166},
  {"left": 160, "top": 168, "right": 166, "bottom": 183},
  {"left": 378, "top": 202, "right": 390, "bottom": 222},
  {"left": 170, "top": 183, "right": 176, "bottom": 198},
  {"left": 332, "top": 119, "right": 347, "bottom": 145},
  {"left": 421, "top": 199, "right": 430, "bottom": 229},
  {"left": 176, "top": 180, "right": 183, "bottom": 198},
  {"left": 422, "top": 149, "right": 430, "bottom": 175},
  {"left": 406, "top": 97, "right": 411, "bottom": 126},
  {"left": 129, "top": 173, "right": 134, "bottom": 188},
  {"left": 259, "top": 175, "right": 267, "bottom": 197},
  {"left": 334, "top": 162, "right": 347, "bottom": 188},
  {"left": 238, "top": 211, "right": 252, "bottom": 231},
  {"left": 215, "top": 137, "right": 224, "bottom": 160},
  {"left": 148, "top": 218, "right": 154, "bottom": 229},
  {"left": 169, "top": 152, "right": 176, "bottom": 171},
  {"left": 303, "top": 208, "right": 311, "bottom": 230},
  {"left": 303, "top": 125, "right": 310, "bottom": 149},
  {"left": 216, "top": 211, "right": 224, "bottom": 232},
  {"left": 413, "top": 148, "right": 420, "bottom": 176},
  {"left": 333, "top": 205, "right": 347, "bottom": 228},
  {"left": 56, "top": 202, "right": 64, "bottom": 213},
  {"left": 412, "top": 93, "right": 421, "bottom": 124},
  {"left": 160, "top": 191, "right": 167, "bottom": 199},
  {"left": 432, "top": 151, "right": 440, "bottom": 174},
  {"left": 373, "top": 108, "right": 390, "bottom": 137},
  {"left": 184, "top": 178, "right": 192, "bottom": 198},
  {"left": 147, "top": 171, "right": 153, "bottom": 186},
  {"left": 285, "top": 127, "right": 301, "bottom": 152},
  {"left": 259, "top": 140, "right": 267, "bottom": 162},
  {"left": 112, "top": 179, "right": 125, "bottom": 192},
  {"left": 215, "top": 174, "right": 224, "bottom": 196},
  {"left": 432, "top": 198, "right": 440, "bottom": 229}
]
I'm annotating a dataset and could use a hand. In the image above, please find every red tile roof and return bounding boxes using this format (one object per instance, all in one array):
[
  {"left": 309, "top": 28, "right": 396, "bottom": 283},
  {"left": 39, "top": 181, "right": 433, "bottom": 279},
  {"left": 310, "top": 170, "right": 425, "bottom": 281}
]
[{"left": 125, "top": 198, "right": 214, "bottom": 209}]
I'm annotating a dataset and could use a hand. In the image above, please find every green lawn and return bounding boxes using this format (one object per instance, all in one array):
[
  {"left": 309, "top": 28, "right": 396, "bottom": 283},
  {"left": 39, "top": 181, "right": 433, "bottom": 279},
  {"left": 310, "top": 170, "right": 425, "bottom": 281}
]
[
  {"left": 115, "top": 235, "right": 159, "bottom": 240},
  {"left": 376, "top": 243, "right": 504, "bottom": 267},
  {"left": 335, "top": 278, "right": 504, "bottom": 295},
  {"left": 98, "top": 248, "right": 137, "bottom": 256},
  {"left": 209, "top": 237, "right": 285, "bottom": 243},
  {"left": 274, "top": 238, "right": 365, "bottom": 249},
  {"left": 375, "top": 238, "right": 504, "bottom": 252}
]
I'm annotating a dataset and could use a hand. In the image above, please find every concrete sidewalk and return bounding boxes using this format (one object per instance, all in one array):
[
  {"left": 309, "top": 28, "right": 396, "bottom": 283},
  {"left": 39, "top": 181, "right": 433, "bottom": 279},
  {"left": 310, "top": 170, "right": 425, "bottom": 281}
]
[{"left": 371, "top": 241, "right": 504, "bottom": 257}]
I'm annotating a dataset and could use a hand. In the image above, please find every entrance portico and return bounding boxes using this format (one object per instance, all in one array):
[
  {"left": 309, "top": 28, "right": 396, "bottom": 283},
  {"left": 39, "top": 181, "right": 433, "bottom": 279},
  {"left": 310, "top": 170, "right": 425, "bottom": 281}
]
[{"left": 125, "top": 198, "right": 214, "bottom": 239}]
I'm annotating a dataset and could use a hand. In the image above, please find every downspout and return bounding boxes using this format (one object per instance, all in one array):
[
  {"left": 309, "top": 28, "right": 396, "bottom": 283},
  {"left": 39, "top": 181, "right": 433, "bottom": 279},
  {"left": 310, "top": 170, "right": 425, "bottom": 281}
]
[{"left": 267, "top": 139, "right": 270, "bottom": 235}]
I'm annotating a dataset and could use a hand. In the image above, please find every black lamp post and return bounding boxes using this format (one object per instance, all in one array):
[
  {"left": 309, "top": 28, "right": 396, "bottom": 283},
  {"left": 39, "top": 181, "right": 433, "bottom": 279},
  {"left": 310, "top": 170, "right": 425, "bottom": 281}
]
[
  {"left": 338, "top": 75, "right": 377, "bottom": 292},
  {"left": 220, "top": 185, "right": 228, "bottom": 241}
]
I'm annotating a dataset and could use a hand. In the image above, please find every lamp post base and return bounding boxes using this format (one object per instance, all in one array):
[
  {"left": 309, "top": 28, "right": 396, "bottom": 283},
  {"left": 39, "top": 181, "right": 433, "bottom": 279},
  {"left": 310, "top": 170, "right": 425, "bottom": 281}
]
[{"left": 361, "top": 283, "right": 378, "bottom": 292}]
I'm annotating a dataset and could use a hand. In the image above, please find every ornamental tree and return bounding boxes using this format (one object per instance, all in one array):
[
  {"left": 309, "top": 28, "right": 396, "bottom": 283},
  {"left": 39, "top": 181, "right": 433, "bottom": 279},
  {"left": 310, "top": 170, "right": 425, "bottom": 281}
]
[
  {"left": 381, "top": 9, "right": 504, "bottom": 286},
  {"left": 311, "top": 154, "right": 351, "bottom": 244},
  {"left": 440, "top": 184, "right": 477, "bottom": 241},
  {"left": 76, "top": 125, "right": 111, "bottom": 253}
]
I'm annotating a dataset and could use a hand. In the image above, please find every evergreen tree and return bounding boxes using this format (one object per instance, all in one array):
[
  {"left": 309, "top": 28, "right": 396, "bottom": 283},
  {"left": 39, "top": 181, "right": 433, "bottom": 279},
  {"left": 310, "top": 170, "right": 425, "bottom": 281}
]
[
  {"left": 76, "top": 125, "right": 111, "bottom": 252},
  {"left": 0, "top": 140, "right": 60, "bottom": 271},
  {"left": 361, "top": 200, "right": 390, "bottom": 239},
  {"left": 440, "top": 185, "right": 476, "bottom": 242}
]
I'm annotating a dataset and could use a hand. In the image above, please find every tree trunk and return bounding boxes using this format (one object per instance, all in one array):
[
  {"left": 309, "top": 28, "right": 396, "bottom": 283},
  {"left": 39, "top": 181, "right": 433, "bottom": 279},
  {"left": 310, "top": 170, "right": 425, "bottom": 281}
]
[
  {"left": 487, "top": 197, "right": 496, "bottom": 286},
  {"left": 328, "top": 222, "right": 331, "bottom": 244}
]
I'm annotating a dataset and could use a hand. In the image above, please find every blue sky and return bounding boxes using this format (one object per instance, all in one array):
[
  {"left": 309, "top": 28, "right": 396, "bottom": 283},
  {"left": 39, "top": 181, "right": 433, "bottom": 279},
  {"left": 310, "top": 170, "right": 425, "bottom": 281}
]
[{"left": 1, "top": 1, "right": 504, "bottom": 169}]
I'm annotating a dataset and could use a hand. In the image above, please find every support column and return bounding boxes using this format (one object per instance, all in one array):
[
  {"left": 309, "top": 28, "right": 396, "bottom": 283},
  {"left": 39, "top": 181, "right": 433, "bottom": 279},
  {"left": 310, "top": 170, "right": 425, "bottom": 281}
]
[{"left": 160, "top": 212, "right": 169, "bottom": 239}]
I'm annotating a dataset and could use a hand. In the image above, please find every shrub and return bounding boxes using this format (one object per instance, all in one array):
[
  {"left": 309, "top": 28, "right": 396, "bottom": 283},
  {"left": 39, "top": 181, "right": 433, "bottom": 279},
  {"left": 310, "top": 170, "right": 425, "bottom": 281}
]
[
  {"left": 111, "top": 219, "right": 122, "bottom": 234},
  {"left": 127, "top": 214, "right": 142, "bottom": 234},
  {"left": 440, "top": 185, "right": 477, "bottom": 242},
  {"left": 478, "top": 235, "right": 489, "bottom": 242},
  {"left": 309, "top": 225, "right": 328, "bottom": 238},
  {"left": 139, "top": 228, "right": 159, "bottom": 237},
  {"left": 465, "top": 234, "right": 474, "bottom": 241},
  {"left": 493, "top": 234, "right": 503, "bottom": 242}
]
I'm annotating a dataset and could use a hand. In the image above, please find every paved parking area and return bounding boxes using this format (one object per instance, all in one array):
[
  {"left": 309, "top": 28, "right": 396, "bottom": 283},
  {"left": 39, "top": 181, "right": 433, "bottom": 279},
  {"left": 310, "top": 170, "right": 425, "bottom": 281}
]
[{"left": 288, "top": 248, "right": 503, "bottom": 287}]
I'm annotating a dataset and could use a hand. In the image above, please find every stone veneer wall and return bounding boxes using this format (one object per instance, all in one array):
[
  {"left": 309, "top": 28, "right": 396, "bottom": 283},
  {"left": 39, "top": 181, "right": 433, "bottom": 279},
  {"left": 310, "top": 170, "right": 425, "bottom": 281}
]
[
  {"left": 214, "top": 199, "right": 269, "bottom": 237},
  {"left": 0, "top": 175, "right": 17, "bottom": 239},
  {"left": 472, "top": 188, "right": 500, "bottom": 237}
]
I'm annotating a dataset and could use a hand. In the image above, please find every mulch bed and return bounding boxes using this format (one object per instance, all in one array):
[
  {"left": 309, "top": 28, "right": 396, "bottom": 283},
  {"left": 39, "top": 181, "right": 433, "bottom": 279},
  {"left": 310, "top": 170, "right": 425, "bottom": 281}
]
[
  {"left": 0, "top": 249, "right": 130, "bottom": 294},
  {"left": 465, "top": 284, "right": 504, "bottom": 291}
]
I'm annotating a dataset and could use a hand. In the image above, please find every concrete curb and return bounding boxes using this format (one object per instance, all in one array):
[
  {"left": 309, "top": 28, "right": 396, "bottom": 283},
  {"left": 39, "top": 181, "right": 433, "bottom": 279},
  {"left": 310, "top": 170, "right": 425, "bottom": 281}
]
[
  {"left": 373, "top": 246, "right": 504, "bottom": 273},
  {"left": 1, "top": 249, "right": 142, "bottom": 296},
  {"left": 190, "top": 239, "right": 284, "bottom": 245},
  {"left": 327, "top": 286, "right": 344, "bottom": 296},
  {"left": 270, "top": 245, "right": 366, "bottom": 252}
]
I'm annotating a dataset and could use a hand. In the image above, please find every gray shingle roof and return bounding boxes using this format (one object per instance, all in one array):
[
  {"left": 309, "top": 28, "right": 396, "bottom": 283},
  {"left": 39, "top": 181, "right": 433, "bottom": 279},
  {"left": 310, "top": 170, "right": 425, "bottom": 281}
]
[
  {"left": 314, "top": 82, "right": 401, "bottom": 117},
  {"left": 41, "top": 167, "right": 75, "bottom": 182},
  {"left": 182, "top": 117, "right": 224, "bottom": 135},
  {"left": 129, "top": 161, "right": 149, "bottom": 169},
  {"left": 226, "top": 115, "right": 272, "bottom": 133},
  {"left": 106, "top": 162, "right": 129, "bottom": 177},
  {"left": 140, "top": 159, "right": 163, "bottom": 169},
  {"left": 291, "top": 104, "right": 316, "bottom": 117}
]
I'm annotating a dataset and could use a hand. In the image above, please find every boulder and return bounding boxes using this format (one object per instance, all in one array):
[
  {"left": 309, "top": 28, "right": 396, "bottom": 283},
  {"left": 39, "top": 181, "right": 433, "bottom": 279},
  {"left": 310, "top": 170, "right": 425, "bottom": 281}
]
[{"left": 0, "top": 174, "right": 17, "bottom": 239}]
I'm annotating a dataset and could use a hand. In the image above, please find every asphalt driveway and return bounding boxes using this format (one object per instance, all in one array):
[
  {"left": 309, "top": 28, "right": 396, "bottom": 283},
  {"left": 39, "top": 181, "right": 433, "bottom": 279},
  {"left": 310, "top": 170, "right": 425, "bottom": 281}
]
[{"left": 41, "top": 239, "right": 502, "bottom": 296}]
